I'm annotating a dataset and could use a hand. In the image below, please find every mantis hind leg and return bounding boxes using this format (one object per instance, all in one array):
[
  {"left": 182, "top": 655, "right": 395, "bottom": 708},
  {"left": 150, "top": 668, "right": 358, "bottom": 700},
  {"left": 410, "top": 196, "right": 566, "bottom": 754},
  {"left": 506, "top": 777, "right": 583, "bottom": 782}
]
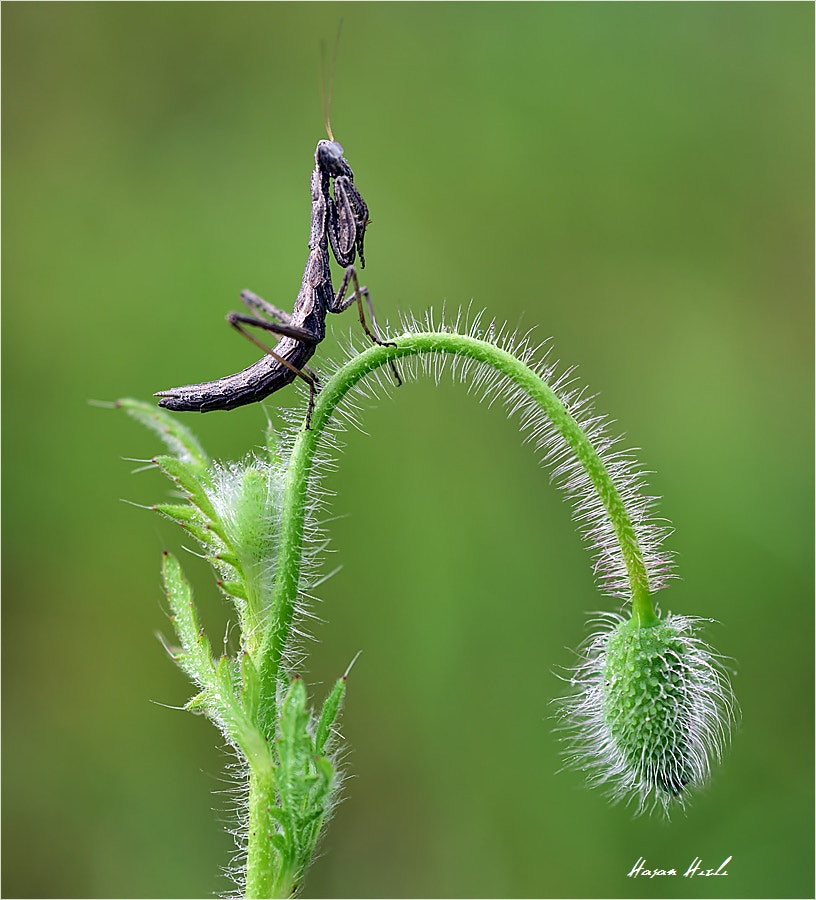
[
  {"left": 239, "top": 289, "right": 293, "bottom": 324},
  {"left": 227, "top": 309, "right": 321, "bottom": 428}
]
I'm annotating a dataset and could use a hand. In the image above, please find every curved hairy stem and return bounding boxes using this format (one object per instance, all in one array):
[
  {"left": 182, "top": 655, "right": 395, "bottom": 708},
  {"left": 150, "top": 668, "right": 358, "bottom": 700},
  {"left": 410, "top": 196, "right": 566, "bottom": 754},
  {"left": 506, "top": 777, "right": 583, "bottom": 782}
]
[{"left": 254, "top": 330, "right": 658, "bottom": 737}]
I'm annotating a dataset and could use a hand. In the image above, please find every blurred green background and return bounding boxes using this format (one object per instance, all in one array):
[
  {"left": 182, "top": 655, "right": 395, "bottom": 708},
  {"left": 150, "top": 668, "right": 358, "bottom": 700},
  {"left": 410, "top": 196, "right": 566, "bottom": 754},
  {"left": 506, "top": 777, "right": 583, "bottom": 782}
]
[{"left": 3, "top": 3, "right": 813, "bottom": 898}]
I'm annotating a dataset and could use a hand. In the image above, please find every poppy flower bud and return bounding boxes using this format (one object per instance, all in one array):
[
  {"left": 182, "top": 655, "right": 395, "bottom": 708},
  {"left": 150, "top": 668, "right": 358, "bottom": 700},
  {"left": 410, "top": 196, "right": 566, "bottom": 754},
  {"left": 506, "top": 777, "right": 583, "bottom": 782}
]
[{"left": 560, "top": 613, "right": 737, "bottom": 813}]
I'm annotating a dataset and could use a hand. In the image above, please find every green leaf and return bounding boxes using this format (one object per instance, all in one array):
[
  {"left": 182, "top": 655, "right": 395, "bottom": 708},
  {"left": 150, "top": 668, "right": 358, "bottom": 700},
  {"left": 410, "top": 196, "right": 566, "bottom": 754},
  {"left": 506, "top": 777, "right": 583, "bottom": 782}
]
[
  {"left": 117, "top": 398, "right": 209, "bottom": 469},
  {"left": 265, "top": 804, "right": 289, "bottom": 829},
  {"left": 264, "top": 422, "right": 284, "bottom": 468},
  {"left": 312, "top": 754, "right": 335, "bottom": 788},
  {"left": 219, "top": 580, "right": 248, "bottom": 601},
  {"left": 314, "top": 675, "right": 347, "bottom": 757},
  {"left": 208, "top": 549, "right": 240, "bottom": 570},
  {"left": 162, "top": 551, "right": 215, "bottom": 689},
  {"left": 153, "top": 454, "right": 221, "bottom": 528},
  {"left": 185, "top": 691, "right": 209, "bottom": 713},
  {"left": 212, "top": 656, "right": 273, "bottom": 771},
  {"left": 153, "top": 502, "right": 198, "bottom": 524},
  {"left": 269, "top": 833, "right": 288, "bottom": 856},
  {"left": 152, "top": 503, "right": 218, "bottom": 547},
  {"left": 278, "top": 677, "right": 310, "bottom": 756},
  {"left": 241, "top": 652, "right": 261, "bottom": 721}
]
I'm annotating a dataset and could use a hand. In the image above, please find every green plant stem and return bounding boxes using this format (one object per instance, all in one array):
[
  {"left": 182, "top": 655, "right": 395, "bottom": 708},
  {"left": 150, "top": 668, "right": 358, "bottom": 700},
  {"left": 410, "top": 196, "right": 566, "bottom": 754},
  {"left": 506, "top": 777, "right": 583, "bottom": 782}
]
[
  {"left": 257, "top": 332, "right": 658, "bottom": 713},
  {"left": 246, "top": 330, "right": 659, "bottom": 894},
  {"left": 245, "top": 769, "right": 278, "bottom": 899}
]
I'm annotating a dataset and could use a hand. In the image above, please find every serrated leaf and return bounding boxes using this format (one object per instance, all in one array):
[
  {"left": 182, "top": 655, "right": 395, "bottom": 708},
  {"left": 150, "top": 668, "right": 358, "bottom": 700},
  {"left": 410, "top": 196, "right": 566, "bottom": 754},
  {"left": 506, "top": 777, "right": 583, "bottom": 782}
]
[
  {"left": 153, "top": 455, "right": 221, "bottom": 529},
  {"left": 117, "top": 398, "right": 209, "bottom": 468},
  {"left": 219, "top": 580, "right": 248, "bottom": 601},
  {"left": 153, "top": 504, "right": 219, "bottom": 549},
  {"left": 315, "top": 675, "right": 346, "bottom": 756},
  {"left": 177, "top": 520, "right": 219, "bottom": 548},
  {"left": 298, "top": 807, "right": 327, "bottom": 832},
  {"left": 278, "top": 678, "right": 310, "bottom": 761},
  {"left": 312, "top": 754, "right": 335, "bottom": 786},
  {"left": 154, "top": 502, "right": 198, "bottom": 523},
  {"left": 270, "top": 833, "right": 288, "bottom": 856},
  {"left": 208, "top": 549, "right": 240, "bottom": 570},
  {"left": 266, "top": 805, "right": 289, "bottom": 828},
  {"left": 241, "top": 653, "right": 261, "bottom": 721},
  {"left": 211, "top": 656, "right": 274, "bottom": 771},
  {"left": 265, "top": 423, "right": 283, "bottom": 467},
  {"left": 162, "top": 552, "right": 215, "bottom": 688},
  {"left": 185, "top": 691, "right": 210, "bottom": 712}
]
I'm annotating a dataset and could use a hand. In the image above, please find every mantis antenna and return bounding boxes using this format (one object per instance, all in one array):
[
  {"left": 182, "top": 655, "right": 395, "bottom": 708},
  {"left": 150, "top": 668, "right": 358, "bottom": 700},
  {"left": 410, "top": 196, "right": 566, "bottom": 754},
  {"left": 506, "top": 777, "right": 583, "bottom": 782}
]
[{"left": 321, "top": 20, "right": 343, "bottom": 142}]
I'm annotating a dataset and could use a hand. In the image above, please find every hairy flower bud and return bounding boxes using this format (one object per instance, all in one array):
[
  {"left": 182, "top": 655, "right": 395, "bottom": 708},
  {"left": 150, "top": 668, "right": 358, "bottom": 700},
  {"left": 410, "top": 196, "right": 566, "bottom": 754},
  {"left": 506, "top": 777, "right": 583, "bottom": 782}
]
[{"left": 559, "top": 612, "right": 737, "bottom": 813}]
